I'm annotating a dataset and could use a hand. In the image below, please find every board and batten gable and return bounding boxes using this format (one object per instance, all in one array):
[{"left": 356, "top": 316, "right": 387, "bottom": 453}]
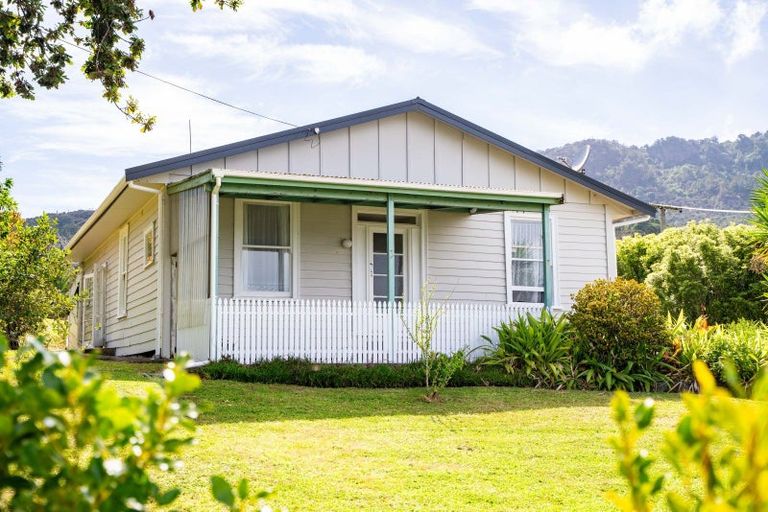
[
  {"left": 142, "top": 109, "right": 633, "bottom": 310},
  {"left": 143, "top": 112, "right": 613, "bottom": 196},
  {"left": 80, "top": 196, "right": 159, "bottom": 355}
]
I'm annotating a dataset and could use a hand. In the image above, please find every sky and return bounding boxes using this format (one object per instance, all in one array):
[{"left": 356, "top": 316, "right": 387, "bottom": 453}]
[{"left": 2, "top": 0, "right": 768, "bottom": 216}]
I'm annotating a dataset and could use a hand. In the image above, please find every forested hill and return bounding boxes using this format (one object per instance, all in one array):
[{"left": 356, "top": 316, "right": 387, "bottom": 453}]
[
  {"left": 26, "top": 209, "right": 94, "bottom": 245},
  {"left": 542, "top": 132, "right": 768, "bottom": 227}
]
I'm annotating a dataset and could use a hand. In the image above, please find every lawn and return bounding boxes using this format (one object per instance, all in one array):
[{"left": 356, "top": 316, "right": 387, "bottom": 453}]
[{"left": 97, "top": 361, "right": 685, "bottom": 511}]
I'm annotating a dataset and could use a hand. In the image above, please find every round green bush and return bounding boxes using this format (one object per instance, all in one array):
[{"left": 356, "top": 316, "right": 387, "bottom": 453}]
[{"left": 569, "top": 278, "right": 671, "bottom": 370}]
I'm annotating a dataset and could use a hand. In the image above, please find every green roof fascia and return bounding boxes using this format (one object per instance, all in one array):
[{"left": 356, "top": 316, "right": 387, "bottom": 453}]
[{"left": 167, "top": 172, "right": 214, "bottom": 194}]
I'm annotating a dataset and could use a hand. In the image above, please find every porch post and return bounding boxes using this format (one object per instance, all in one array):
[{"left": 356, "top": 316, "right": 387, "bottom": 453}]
[
  {"left": 209, "top": 174, "right": 222, "bottom": 361},
  {"left": 386, "top": 194, "right": 396, "bottom": 361},
  {"left": 386, "top": 194, "right": 395, "bottom": 304},
  {"left": 542, "top": 204, "right": 553, "bottom": 309}
]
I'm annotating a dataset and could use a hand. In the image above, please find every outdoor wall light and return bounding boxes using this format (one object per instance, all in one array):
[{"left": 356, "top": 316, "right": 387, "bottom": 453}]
[{"left": 341, "top": 238, "right": 353, "bottom": 249}]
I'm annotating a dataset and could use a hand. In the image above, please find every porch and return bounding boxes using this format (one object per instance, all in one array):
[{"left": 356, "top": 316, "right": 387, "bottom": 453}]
[{"left": 167, "top": 169, "right": 562, "bottom": 363}]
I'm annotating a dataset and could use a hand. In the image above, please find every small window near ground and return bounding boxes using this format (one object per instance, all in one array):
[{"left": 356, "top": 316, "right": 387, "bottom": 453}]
[
  {"left": 507, "top": 214, "right": 544, "bottom": 303},
  {"left": 239, "top": 202, "right": 292, "bottom": 295},
  {"left": 143, "top": 223, "right": 155, "bottom": 268},
  {"left": 117, "top": 224, "right": 129, "bottom": 317}
]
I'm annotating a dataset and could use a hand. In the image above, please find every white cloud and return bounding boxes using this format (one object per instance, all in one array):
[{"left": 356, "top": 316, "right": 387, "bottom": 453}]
[
  {"left": 723, "top": 0, "right": 768, "bottom": 63},
  {"left": 166, "top": 34, "right": 385, "bottom": 85},
  {"left": 471, "top": 0, "right": 729, "bottom": 70},
  {"left": 347, "top": 8, "right": 500, "bottom": 57}
]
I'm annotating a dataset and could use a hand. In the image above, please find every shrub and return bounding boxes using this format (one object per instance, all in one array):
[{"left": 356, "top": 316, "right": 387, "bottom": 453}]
[
  {"left": 617, "top": 222, "right": 763, "bottom": 323},
  {"left": 666, "top": 313, "right": 768, "bottom": 390},
  {"left": 403, "top": 283, "right": 467, "bottom": 401},
  {"left": 570, "top": 278, "right": 670, "bottom": 369},
  {"left": 196, "top": 358, "right": 528, "bottom": 388},
  {"left": 0, "top": 337, "right": 200, "bottom": 510},
  {"left": 608, "top": 361, "right": 768, "bottom": 511},
  {"left": 570, "top": 278, "right": 671, "bottom": 391},
  {"left": 482, "top": 309, "right": 574, "bottom": 389}
]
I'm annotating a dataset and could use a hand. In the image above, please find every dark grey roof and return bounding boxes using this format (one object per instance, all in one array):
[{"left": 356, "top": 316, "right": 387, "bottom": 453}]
[{"left": 125, "top": 98, "right": 655, "bottom": 215}]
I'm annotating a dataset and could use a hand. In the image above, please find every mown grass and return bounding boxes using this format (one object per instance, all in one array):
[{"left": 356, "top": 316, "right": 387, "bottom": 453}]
[{"left": 96, "top": 360, "right": 685, "bottom": 511}]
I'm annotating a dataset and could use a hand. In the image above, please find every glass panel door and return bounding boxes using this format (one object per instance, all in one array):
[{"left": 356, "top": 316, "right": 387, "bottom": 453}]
[{"left": 370, "top": 232, "right": 405, "bottom": 302}]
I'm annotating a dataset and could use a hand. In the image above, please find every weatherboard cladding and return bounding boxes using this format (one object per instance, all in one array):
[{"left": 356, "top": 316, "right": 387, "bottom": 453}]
[{"left": 125, "top": 98, "right": 654, "bottom": 215}]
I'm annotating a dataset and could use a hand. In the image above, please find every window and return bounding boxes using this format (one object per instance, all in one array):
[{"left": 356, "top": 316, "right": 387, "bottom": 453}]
[
  {"left": 506, "top": 213, "right": 544, "bottom": 303},
  {"left": 143, "top": 223, "right": 155, "bottom": 268},
  {"left": 236, "top": 201, "right": 294, "bottom": 296},
  {"left": 117, "top": 224, "right": 129, "bottom": 317},
  {"left": 372, "top": 232, "right": 405, "bottom": 302}
]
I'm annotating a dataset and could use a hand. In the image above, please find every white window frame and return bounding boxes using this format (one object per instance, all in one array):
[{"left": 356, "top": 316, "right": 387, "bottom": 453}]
[
  {"left": 117, "top": 224, "right": 129, "bottom": 318},
  {"left": 233, "top": 199, "right": 300, "bottom": 298},
  {"left": 143, "top": 222, "right": 155, "bottom": 268},
  {"left": 504, "top": 211, "right": 551, "bottom": 306}
]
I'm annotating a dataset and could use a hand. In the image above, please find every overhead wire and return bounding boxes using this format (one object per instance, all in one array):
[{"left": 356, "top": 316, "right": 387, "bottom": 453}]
[
  {"left": 58, "top": 38, "right": 298, "bottom": 127},
  {"left": 651, "top": 203, "right": 751, "bottom": 214}
]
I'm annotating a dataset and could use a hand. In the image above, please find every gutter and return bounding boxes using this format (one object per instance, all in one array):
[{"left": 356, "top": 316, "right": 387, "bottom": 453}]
[
  {"left": 613, "top": 214, "right": 652, "bottom": 229},
  {"left": 127, "top": 181, "right": 161, "bottom": 195}
]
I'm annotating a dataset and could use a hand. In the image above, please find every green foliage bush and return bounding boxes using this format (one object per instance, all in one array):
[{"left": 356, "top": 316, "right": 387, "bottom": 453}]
[
  {"left": 617, "top": 222, "right": 763, "bottom": 323},
  {"left": 196, "top": 357, "right": 528, "bottom": 388},
  {"left": 0, "top": 337, "right": 200, "bottom": 510},
  {"left": 609, "top": 361, "right": 768, "bottom": 511},
  {"left": 482, "top": 310, "right": 574, "bottom": 389},
  {"left": 666, "top": 313, "right": 768, "bottom": 390},
  {"left": 569, "top": 278, "right": 671, "bottom": 389}
]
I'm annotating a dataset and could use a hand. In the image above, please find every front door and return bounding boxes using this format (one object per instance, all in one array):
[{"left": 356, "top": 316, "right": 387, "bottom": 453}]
[{"left": 368, "top": 230, "right": 405, "bottom": 302}]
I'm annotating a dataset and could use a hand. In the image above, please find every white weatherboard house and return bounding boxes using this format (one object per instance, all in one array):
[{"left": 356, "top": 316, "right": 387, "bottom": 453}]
[{"left": 67, "top": 98, "right": 654, "bottom": 363}]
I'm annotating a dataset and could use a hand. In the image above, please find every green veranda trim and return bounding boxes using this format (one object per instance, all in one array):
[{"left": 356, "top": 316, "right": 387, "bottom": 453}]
[{"left": 167, "top": 171, "right": 563, "bottom": 211}]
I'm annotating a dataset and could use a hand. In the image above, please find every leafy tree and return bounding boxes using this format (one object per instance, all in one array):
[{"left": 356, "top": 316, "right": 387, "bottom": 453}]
[
  {"left": 0, "top": 174, "right": 75, "bottom": 347},
  {"left": 0, "top": 0, "right": 240, "bottom": 130},
  {"left": 617, "top": 222, "right": 763, "bottom": 323}
]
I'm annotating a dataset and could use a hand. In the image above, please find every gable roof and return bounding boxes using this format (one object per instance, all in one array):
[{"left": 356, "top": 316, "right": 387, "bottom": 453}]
[{"left": 125, "top": 98, "right": 655, "bottom": 215}]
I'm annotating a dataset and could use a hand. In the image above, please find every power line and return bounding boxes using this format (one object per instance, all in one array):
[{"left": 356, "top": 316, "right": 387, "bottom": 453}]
[
  {"left": 651, "top": 203, "right": 752, "bottom": 214},
  {"left": 652, "top": 203, "right": 751, "bottom": 231},
  {"left": 59, "top": 38, "right": 298, "bottom": 127},
  {"left": 133, "top": 69, "right": 298, "bottom": 127}
]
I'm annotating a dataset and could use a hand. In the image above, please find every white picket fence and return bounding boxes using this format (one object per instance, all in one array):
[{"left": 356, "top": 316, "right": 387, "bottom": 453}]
[{"left": 213, "top": 298, "right": 542, "bottom": 364}]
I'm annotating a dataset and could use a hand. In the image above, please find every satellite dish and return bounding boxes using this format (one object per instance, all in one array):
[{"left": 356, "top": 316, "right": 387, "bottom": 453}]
[{"left": 571, "top": 144, "right": 591, "bottom": 173}]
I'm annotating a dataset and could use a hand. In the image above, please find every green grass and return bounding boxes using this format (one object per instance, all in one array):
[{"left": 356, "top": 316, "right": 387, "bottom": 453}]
[{"left": 96, "top": 360, "right": 685, "bottom": 511}]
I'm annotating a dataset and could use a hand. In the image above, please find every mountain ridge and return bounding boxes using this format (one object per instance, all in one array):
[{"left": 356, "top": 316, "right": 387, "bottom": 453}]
[{"left": 542, "top": 132, "right": 768, "bottom": 226}]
